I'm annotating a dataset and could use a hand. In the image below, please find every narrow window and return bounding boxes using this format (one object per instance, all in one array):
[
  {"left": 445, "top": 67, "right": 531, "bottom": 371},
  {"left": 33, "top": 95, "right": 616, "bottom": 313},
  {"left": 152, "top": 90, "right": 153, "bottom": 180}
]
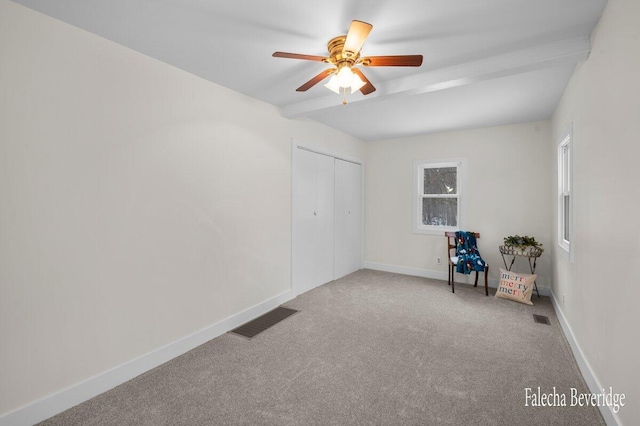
[
  {"left": 413, "top": 159, "right": 466, "bottom": 234},
  {"left": 558, "top": 127, "right": 572, "bottom": 254}
]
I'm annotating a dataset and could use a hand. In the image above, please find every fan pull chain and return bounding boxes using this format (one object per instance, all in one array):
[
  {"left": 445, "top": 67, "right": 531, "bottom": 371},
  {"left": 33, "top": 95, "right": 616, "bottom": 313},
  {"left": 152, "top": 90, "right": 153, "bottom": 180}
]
[{"left": 342, "top": 87, "right": 347, "bottom": 105}]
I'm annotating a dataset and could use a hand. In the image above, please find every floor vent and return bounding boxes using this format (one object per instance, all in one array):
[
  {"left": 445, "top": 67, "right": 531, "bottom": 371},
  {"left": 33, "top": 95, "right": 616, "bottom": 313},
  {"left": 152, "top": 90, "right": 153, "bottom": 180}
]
[
  {"left": 229, "top": 307, "right": 299, "bottom": 339},
  {"left": 533, "top": 314, "right": 551, "bottom": 325}
]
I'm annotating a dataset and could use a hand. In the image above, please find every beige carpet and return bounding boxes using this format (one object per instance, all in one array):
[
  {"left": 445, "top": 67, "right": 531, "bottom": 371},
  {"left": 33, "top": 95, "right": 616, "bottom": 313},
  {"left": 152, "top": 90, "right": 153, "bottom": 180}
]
[{"left": 40, "top": 269, "right": 605, "bottom": 425}]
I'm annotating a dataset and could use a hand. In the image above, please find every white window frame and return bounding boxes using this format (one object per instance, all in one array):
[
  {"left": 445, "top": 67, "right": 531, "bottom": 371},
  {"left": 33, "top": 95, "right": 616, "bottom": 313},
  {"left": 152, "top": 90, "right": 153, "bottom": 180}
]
[
  {"left": 412, "top": 158, "right": 466, "bottom": 235},
  {"left": 557, "top": 125, "right": 572, "bottom": 256}
]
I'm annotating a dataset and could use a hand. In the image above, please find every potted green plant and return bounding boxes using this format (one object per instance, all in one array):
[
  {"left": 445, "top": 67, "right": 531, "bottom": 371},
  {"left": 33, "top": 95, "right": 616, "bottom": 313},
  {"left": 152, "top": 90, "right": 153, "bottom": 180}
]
[{"left": 502, "top": 235, "right": 544, "bottom": 256}]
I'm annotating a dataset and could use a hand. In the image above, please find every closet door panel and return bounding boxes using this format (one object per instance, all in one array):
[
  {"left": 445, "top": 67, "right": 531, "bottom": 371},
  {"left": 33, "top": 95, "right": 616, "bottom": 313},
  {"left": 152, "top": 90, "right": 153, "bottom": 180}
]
[
  {"left": 334, "top": 159, "right": 362, "bottom": 280},
  {"left": 293, "top": 149, "right": 319, "bottom": 294},
  {"left": 293, "top": 149, "right": 335, "bottom": 294},
  {"left": 315, "top": 154, "right": 335, "bottom": 287}
]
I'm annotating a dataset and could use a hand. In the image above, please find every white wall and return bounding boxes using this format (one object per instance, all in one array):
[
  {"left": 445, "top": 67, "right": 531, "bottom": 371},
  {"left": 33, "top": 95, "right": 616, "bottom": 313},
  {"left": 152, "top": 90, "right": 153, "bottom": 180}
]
[
  {"left": 0, "top": 0, "right": 365, "bottom": 417},
  {"left": 365, "top": 121, "right": 552, "bottom": 289},
  {"left": 550, "top": 0, "right": 640, "bottom": 424}
]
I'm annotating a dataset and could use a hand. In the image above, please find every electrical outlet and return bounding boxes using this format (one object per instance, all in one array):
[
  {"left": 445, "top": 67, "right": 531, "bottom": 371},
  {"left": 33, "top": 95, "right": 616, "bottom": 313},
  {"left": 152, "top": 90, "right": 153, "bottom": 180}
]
[{"left": 436, "top": 257, "right": 442, "bottom": 265}]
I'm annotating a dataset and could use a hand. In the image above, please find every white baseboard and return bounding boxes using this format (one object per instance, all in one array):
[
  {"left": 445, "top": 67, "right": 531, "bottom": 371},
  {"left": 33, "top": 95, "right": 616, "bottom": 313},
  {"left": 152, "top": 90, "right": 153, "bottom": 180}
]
[
  {"left": 363, "top": 261, "right": 551, "bottom": 296},
  {"left": 0, "top": 289, "right": 296, "bottom": 426},
  {"left": 549, "top": 290, "right": 622, "bottom": 426},
  {"left": 363, "top": 261, "right": 448, "bottom": 281}
]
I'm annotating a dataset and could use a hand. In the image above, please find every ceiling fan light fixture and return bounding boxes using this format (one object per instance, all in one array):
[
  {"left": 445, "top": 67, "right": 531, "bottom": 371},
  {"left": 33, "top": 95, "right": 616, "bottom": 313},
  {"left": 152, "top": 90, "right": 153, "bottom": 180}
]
[
  {"left": 275, "top": 20, "right": 421, "bottom": 100},
  {"left": 324, "top": 75, "right": 341, "bottom": 94}
]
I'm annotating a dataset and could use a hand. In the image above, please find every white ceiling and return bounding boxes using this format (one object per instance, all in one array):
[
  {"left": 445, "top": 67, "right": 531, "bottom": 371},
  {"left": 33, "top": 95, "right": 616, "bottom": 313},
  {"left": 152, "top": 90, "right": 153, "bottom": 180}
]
[{"left": 13, "top": 0, "right": 607, "bottom": 141}]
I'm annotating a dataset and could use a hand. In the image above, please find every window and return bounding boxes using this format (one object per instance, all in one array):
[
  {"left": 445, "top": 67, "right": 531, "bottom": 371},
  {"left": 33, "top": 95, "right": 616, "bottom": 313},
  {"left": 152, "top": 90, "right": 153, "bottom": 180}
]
[
  {"left": 413, "top": 158, "right": 466, "bottom": 234},
  {"left": 558, "top": 126, "right": 572, "bottom": 254}
]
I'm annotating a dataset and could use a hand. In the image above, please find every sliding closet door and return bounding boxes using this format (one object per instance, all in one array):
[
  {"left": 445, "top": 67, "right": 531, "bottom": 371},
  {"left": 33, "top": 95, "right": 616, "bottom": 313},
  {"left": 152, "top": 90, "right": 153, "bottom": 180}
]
[
  {"left": 315, "top": 154, "right": 335, "bottom": 285},
  {"left": 292, "top": 149, "right": 335, "bottom": 294},
  {"left": 334, "top": 159, "right": 362, "bottom": 280}
]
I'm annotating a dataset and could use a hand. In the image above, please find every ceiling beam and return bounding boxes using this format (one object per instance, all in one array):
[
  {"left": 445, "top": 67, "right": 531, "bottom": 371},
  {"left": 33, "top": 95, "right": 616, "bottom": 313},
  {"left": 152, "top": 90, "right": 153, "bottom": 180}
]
[{"left": 280, "top": 36, "right": 590, "bottom": 118}]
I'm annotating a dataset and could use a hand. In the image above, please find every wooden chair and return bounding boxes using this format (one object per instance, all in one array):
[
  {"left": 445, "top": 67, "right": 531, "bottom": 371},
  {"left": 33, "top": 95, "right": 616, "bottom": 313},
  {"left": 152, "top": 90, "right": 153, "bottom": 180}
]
[{"left": 446, "top": 231, "right": 489, "bottom": 295}]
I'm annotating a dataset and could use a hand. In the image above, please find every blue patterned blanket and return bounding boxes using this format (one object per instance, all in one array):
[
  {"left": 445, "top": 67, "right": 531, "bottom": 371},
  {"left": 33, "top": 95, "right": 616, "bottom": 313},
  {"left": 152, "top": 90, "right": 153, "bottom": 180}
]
[{"left": 455, "top": 231, "right": 486, "bottom": 274}]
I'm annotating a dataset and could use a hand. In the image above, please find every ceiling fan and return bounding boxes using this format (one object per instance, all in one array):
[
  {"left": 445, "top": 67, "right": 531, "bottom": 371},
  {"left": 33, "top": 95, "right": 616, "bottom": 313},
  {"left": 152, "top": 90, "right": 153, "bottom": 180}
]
[{"left": 273, "top": 20, "right": 423, "bottom": 103}]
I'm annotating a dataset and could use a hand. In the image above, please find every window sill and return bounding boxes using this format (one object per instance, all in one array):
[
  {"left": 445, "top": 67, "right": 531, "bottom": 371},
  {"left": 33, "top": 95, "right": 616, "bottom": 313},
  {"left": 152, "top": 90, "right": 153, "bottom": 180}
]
[
  {"left": 557, "top": 243, "right": 571, "bottom": 261},
  {"left": 413, "top": 226, "right": 458, "bottom": 236}
]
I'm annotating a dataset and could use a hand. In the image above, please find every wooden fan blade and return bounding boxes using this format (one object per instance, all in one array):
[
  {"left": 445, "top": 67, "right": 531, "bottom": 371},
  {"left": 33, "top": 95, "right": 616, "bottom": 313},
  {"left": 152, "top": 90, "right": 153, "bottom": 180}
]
[
  {"left": 352, "top": 68, "right": 376, "bottom": 95},
  {"left": 343, "top": 20, "right": 373, "bottom": 55},
  {"left": 296, "top": 68, "right": 335, "bottom": 92},
  {"left": 273, "top": 52, "right": 328, "bottom": 62},
  {"left": 361, "top": 55, "right": 423, "bottom": 67}
]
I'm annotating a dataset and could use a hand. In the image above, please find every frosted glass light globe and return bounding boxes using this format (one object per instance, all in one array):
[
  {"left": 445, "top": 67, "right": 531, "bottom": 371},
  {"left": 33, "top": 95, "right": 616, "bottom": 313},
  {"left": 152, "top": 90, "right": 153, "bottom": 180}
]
[
  {"left": 337, "top": 66, "right": 354, "bottom": 88},
  {"left": 324, "top": 75, "right": 340, "bottom": 94},
  {"left": 350, "top": 73, "right": 366, "bottom": 93}
]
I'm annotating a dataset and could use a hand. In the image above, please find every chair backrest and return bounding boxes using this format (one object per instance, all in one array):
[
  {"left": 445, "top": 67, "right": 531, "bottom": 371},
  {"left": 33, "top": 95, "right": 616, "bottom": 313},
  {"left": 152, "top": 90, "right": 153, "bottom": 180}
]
[{"left": 445, "top": 231, "right": 481, "bottom": 257}]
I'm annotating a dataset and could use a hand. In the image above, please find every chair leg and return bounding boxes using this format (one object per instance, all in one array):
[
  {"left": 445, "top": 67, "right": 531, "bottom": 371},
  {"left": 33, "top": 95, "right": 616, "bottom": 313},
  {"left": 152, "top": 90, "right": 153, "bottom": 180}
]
[
  {"left": 484, "top": 265, "right": 489, "bottom": 296},
  {"left": 474, "top": 271, "right": 479, "bottom": 287},
  {"left": 448, "top": 264, "right": 451, "bottom": 286},
  {"left": 451, "top": 265, "right": 455, "bottom": 293}
]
